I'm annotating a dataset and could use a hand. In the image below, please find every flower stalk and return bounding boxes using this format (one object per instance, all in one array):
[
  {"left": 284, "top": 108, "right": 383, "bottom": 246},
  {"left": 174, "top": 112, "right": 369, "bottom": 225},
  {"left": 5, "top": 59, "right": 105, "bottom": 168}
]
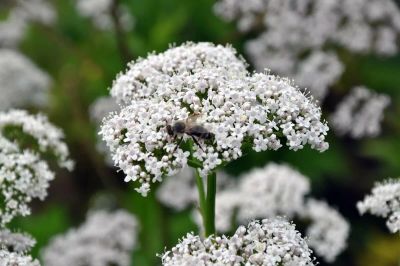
[
  {"left": 194, "top": 168, "right": 206, "bottom": 227},
  {"left": 205, "top": 171, "right": 216, "bottom": 236},
  {"left": 193, "top": 169, "right": 217, "bottom": 237},
  {"left": 188, "top": 140, "right": 216, "bottom": 236}
]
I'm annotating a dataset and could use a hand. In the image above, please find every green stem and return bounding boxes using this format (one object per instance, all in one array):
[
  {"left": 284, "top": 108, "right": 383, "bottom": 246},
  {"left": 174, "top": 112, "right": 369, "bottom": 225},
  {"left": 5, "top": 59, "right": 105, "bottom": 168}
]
[
  {"left": 187, "top": 140, "right": 216, "bottom": 236},
  {"left": 110, "top": 0, "right": 134, "bottom": 63},
  {"left": 194, "top": 168, "right": 206, "bottom": 222},
  {"left": 205, "top": 171, "right": 216, "bottom": 236}
]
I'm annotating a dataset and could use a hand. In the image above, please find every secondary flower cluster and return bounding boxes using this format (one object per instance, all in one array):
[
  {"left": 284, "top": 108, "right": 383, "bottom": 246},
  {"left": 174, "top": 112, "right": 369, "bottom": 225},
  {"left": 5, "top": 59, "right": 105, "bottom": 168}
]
[
  {"left": 14, "top": 0, "right": 56, "bottom": 25},
  {"left": 330, "top": 86, "right": 391, "bottom": 138},
  {"left": 156, "top": 167, "right": 197, "bottom": 211},
  {"left": 42, "top": 210, "right": 139, "bottom": 266},
  {"left": 0, "top": 49, "right": 51, "bottom": 111},
  {"left": 89, "top": 96, "right": 120, "bottom": 165},
  {"left": 100, "top": 42, "right": 329, "bottom": 196},
  {"left": 0, "top": 109, "right": 73, "bottom": 225},
  {"left": 0, "top": 10, "right": 26, "bottom": 48},
  {"left": 357, "top": 179, "right": 400, "bottom": 233},
  {"left": 215, "top": 0, "right": 400, "bottom": 101},
  {"left": 157, "top": 163, "right": 349, "bottom": 262},
  {"left": 0, "top": 229, "right": 36, "bottom": 253},
  {"left": 0, "top": 250, "right": 40, "bottom": 266},
  {"left": 89, "top": 96, "right": 120, "bottom": 124},
  {"left": 0, "top": 0, "right": 56, "bottom": 48},
  {"left": 75, "top": 0, "right": 134, "bottom": 31},
  {"left": 233, "top": 163, "right": 310, "bottom": 223},
  {"left": 161, "top": 218, "right": 315, "bottom": 266},
  {"left": 190, "top": 163, "right": 309, "bottom": 233},
  {"left": 0, "top": 229, "right": 39, "bottom": 266},
  {"left": 191, "top": 163, "right": 349, "bottom": 262},
  {"left": 302, "top": 199, "right": 350, "bottom": 263}
]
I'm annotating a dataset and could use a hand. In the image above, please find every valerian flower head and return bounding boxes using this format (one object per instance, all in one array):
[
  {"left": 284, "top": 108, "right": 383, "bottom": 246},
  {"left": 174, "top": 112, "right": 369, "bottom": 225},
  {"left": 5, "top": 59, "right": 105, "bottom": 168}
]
[
  {"left": 330, "top": 86, "right": 390, "bottom": 138},
  {"left": 193, "top": 163, "right": 311, "bottom": 232},
  {"left": 0, "top": 0, "right": 56, "bottom": 48},
  {"left": 302, "top": 199, "right": 350, "bottom": 263},
  {"left": 100, "top": 42, "right": 329, "bottom": 196},
  {"left": 0, "top": 110, "right": 73, "bottom": 169},
  {"left": 215, "top": 0, "right": 400, "bottom": 100},
  {"left": 293, "top": 51, "right": 344, "bottom": 101},
  {"left": 0, "top": 249, "right": 40, "bottom": 266},
  {"left": 156, "top": 167, "right": 197, "bottom": 211},
  {"left": 0, "top": 49, "right": 51, "bottom": 110},
  {"left": 89, "top": 96, "right": 120, "bottom": 165},
  {"left": 14, "top": 0, "right": 57, "bottom": 25},
  {"left": 0, "top": 110, "right": 73, "bottom": 225},
  {"left": 216, "top": 0, "right": 400, "bottom": 54},
  {"left": 191, "top": 163, "right": 349, "bottom": 262},
  {"left": 110, "top": 42, "right": 248, "bottom": 105},
  {"left": 0, "top": 229, "right": 36, "bottom": 254},
  {"left": 75, "top": 0, "right": 134, "bottom": 31},
  {"left": 0, "top": 11, "right": 27, "bottom": 48},
  {"left": 89, "top": 96, "right": 120, "bottom": 124},
  {"left": 42, "top": 210, "right": 139, "bottom": 266},
  {"left": 161, "top": 218, "right": 315, "bottom": 266},
  {"left": 235, "top": 163, "right": 311, "bottom": 223},
  {"left": 357, "top": 179, "right": 400, "bottom": 233}
]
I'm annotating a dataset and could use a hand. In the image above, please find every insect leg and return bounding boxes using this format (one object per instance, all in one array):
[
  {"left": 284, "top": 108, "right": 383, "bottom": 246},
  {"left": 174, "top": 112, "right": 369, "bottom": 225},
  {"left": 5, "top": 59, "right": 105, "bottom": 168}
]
[
  {"left": 173, "top": 136, "right": 184, "bottom": 153},
  {"left": 191, "top": 136, "right": 204, "bottom": 152}
]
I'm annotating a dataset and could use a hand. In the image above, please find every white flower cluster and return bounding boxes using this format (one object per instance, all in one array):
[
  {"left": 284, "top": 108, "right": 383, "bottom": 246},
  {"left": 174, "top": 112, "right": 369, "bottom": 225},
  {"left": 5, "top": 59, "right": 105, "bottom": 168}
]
[
  {"left": 189, "top": 163, "right": 349, "bottom": 262},
  {"left": 0, "top": 109, "right": 73, "bottom": 225},
  {"left": 100, "top": 42, "right": 329, "bottom": 196},
  {"left": 0, "top": 12, "right": 26, "bottom": 48},
  {"left": 75, "top": 0, "right": 134, "bottom": 31},
  {"left": 89, "top": 96, "right": 120, "bottom": 165},
  {"left": 302, "top": 199, "right": 350, "bottom": 263},
  {"left": 89, "top": 96, "right": 120, "bottom": 124},
  {"left": 0, "top": 249, "right": 40, "bottom": 266},
  {"left": 14, "top": 0, "right": 56, "bottom": 25},
  {"left": 0, "top": 110, "right": 73, "bottom": 169},
  {"left": 0, "top": 229, "right": 36, "bottom": 253},
  {"left": 42, "top": 210, "right": 139, "bottom": 266},
  {"left": 0, "top": 0, "right": 56, "bottom": 48},
  {"left": 235, "top": 163, "right": 310, "bottom": 223},
  {"left": 109, "top": 42, "right": 248, "bottom": 104},
  {"left": 357, "top": 179, "right": 400, "bottom": 233},
  {"left": 293, "top": 51, "right": 344, "bottom": 101},
  {"left": 162, "top": 218, "right": 315, "bottom": 266},
  {"left": 215, "top": 0, "right": 400, "bottom": 101},
  {"left": 0, "top": 147, "right": 53, "bottom": 225},
  {"left": 159, "top": 163, "right": 349, "bottom": 262},
  {"left": 156, "top": 167, "right": 197, "bottom": 211},
  {"left": 190, "top": 163, "right": 309, "bottom": 233},
  {"left": 0, "top": 49, "right": 51, "bottom": 111},
  {"left": 330, "top": 86, "right": 390, "bottom": 138},
  {"left": 0, "top": 228, "right": 39, "bottom": 265}
]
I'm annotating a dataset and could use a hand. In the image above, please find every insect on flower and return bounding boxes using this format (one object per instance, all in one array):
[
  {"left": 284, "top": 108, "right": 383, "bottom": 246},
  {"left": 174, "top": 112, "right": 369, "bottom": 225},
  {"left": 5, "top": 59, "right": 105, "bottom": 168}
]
[{"left": 166, "top": 113, "right": 214, "bottom": 152}]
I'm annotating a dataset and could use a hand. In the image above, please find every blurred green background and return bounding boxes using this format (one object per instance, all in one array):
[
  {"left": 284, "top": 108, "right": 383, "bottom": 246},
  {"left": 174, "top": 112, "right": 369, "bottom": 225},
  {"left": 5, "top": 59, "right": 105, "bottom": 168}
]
[{"left": 3, "top": 0, "right": 400, "bottom": 265}]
